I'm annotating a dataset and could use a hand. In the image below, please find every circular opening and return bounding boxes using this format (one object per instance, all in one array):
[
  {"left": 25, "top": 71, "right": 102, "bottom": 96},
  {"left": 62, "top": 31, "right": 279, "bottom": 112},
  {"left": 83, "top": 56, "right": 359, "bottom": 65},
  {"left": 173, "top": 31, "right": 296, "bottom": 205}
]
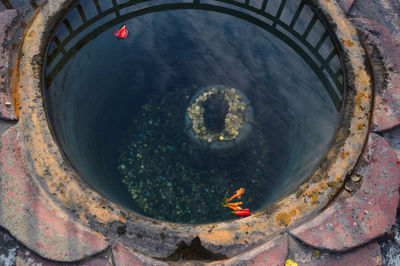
[
  {"left": 184, "top": 85, "right": 254, "bottom": 155},
  {"left": 43, "top": 0, "right": 345, "bottom": 224}
]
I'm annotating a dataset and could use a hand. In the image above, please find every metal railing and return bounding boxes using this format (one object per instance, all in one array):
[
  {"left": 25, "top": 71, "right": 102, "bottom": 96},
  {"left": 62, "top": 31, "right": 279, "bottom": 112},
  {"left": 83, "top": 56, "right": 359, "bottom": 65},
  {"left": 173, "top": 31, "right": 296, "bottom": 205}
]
[{"left": 45, "top": 0, "right": 346, "bottom": 111}]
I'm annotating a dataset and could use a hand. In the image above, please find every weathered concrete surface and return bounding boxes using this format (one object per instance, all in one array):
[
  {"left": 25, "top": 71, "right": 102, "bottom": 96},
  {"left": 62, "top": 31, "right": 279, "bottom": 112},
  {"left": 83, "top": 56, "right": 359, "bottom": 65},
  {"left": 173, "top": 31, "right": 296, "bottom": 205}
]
[
  {"left": 383, "top": 126, "right": 400, "bottom": 153},
  {"left": 16, "top": 250, "right": 59, "bottom": 266},
  {"left": 112, "top": 243, "right": 167, "bottom": 266},
  {"left": 313, "top": 242, "right": 382, "bottom": 266},
  {"left": 288, "top": 236, "right": 382, "bottom": 265},
  {"left": 246, "top": 235, "right": 287, "bottom": 266},
  {"left": 0, "top": 0, "right": 396, "bottom": 264},
  {"left": 379, "top": 123, "right": 400, "bottom": 264},
  {"left": 0, "top": 119, "right": 15, "bottom": 138},
  {"left": 0, "top": 9, "right": 18, "bottom": 121},
  {"left": 338, "top": 0, "right": 355, "bottom": 12},
  {"left": 351, "top": 18, "right": 400, "bottom": 131},
  {"left": 9, "top": 0, "right": 372, "bottom": 260},
  {"left": 351, "top": 0, "right": 400, "bottom": 34},
  {"left": 0, "top": 228, "right": 19, "bottom": 266},
  {"left": 217, "top": 235, "right": 288, "bottom": 266},
  {"left": 0, "top": 126, "right": 109, "bottom": 261},
  {"left": 380, "top": 205, "right": 400, "bottom": 266},
  {"left": 348, "top": 1, "right": 400, "bottom": 262},
  {"left": 291, "top": 133, "right": 400, "bottom": 251},
  {"left": 16, "top": 248, "right": 113, "bottom": 266}
]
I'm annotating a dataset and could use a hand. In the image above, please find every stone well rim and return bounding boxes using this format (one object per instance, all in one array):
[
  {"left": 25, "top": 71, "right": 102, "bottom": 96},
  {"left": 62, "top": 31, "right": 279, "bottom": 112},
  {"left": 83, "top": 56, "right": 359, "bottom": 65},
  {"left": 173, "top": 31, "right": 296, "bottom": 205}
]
[{"left": 12, "top": 0, "right": 372, "bottom": 259}]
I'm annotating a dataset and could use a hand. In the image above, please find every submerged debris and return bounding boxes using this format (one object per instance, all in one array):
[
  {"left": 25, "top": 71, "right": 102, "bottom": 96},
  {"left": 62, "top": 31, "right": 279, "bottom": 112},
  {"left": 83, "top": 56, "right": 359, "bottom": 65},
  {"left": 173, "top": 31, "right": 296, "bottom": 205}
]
[
  {"left": 186, "top": 87, "right": 248, "bottom": 142},
  {"left": 117, "top": 86, "right": 268, "bottom": 223}
]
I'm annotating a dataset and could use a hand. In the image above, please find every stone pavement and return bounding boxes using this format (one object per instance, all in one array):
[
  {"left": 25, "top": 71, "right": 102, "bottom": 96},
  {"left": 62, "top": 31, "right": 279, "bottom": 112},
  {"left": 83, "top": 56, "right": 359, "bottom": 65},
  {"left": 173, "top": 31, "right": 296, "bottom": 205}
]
[{"left": 0, "top": 0, "right": 400, "bottom": 265}]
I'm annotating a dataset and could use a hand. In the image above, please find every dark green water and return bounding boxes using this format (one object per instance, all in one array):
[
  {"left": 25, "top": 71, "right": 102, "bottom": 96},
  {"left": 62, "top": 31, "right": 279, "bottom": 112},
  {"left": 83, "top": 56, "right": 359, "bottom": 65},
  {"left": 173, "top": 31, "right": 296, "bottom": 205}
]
[{"left": 44, "top": 3, "right": 343, "bottom": 224}]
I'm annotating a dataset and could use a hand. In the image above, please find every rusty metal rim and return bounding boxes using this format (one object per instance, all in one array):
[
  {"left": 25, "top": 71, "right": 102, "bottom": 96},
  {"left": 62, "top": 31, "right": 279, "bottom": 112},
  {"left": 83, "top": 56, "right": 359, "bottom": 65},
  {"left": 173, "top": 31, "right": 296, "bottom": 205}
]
[{"left": 12, "top": 0, "right": 372, "bottom": 260}]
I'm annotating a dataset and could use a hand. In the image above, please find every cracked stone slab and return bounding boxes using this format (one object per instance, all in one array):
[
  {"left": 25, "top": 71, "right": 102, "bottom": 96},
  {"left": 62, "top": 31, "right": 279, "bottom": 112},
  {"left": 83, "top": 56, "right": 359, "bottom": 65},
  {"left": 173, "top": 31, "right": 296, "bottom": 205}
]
[
  {"left": 0, "top": 126, "right": 109, "bottom": 261},
  {"left": 291, "top": 133, "right": 400, "bottom": 251},
  {"left": 352, "top": 18, "right": 400, "bottom": 131},
  {"left": 211, "top": 235, "right": 288, "bottom": 266},
  {"left": 112, "top": 243, "right": 167, "bottom": 266}
]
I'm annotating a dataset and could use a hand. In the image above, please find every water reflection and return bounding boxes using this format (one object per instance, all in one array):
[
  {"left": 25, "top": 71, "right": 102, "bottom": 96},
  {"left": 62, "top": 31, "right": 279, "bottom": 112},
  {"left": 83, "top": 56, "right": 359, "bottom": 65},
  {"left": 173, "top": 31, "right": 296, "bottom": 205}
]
[{"left": 44, "top": 0, "right": 346, "bottom": 224}]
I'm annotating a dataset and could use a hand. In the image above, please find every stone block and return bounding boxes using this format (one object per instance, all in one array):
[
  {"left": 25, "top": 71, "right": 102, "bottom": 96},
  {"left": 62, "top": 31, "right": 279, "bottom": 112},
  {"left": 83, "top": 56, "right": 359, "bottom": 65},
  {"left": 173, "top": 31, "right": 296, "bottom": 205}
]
[
  {"left": 352, "top": 18, "right": 400, "bottom": 131},
  {"left": 112, "top": 243, "right": 167, "bottom": 266},
  {"left": 291, "top": 133, "right": 400, "bottom": 251},
  {"left": 313, "top": 242, "right": 382, "bottom": 266},
  {"left": 0, "top": 126, "right": 109, "bottom": 261},
  {"left": 212, "top": 235, "right": 288, "bottom": 266}
]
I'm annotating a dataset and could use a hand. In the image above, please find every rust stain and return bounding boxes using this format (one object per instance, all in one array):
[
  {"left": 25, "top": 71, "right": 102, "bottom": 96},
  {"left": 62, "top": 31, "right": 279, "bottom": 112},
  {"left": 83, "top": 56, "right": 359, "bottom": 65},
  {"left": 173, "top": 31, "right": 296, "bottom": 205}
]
[
  {"left": 276, "top": 212, "right": 291, "bottom": 227},
  {"left": 305, "top": 190, "right": 319, "bottom": 205},
  {"left": 327, "top": 181, "right": 337, "bottom": 189},
  {"left": 340, "top": 151, "right": 349, "bottom": 159},
  {"left": 198, "top": 229, "right": 235, "bottom": 245},
  {"left": 11, "top": 60, "right": 21, "bottom": 119},
  {"left": 344, "top": 40, "right": 355, "bottom": 47},
  {"left": 357, "top": 123, "right": 365, "bottom": 130},
  {"left": 79, "top": 213, "right": 89, "bottom": 224}
]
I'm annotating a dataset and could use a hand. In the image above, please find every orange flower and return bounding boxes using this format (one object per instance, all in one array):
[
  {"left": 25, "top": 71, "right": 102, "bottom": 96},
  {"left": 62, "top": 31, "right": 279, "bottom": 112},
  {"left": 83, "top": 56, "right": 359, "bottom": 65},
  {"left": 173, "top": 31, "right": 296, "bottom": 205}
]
[
  {"left": 226, "top": 202, "right": 242, "bottom": 207},
  {"left": 222, "top": 188, "right": 247, "bottom": 214},
  {"left": 227, "top": 188, "right": 245, "bottom": 202},
  {"left": 225, "top": 204, "right": 242, "bottom": 211},
  {"left": 225, "top": 202, "right": 243, "bottom": 211}
]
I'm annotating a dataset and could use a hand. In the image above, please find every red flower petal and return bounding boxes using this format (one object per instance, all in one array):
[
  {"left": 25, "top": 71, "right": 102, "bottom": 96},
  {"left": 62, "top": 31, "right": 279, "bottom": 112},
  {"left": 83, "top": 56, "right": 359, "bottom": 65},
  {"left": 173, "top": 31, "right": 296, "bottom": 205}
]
[
  {"left": 234, "top": 209, "right": 251, "bottom": 217},
  {"left": 113, "top": 25, "right": 128, "bottom": 39}
]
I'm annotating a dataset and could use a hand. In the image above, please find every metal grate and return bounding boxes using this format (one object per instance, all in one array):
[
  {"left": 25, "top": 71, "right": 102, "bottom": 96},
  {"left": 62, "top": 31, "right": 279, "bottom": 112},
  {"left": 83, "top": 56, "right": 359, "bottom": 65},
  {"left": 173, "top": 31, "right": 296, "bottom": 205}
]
[{"left": 45, "top": 0, "right": 346, "bottom": 111}]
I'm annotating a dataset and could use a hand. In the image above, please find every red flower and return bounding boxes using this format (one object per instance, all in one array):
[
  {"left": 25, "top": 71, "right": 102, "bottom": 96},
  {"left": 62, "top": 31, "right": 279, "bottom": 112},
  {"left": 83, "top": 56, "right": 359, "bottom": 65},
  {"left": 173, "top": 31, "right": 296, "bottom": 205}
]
[
  {"left": 234, "top": 209, "right": 251, "bottom": 217},
  {"left": 114, "top": 25, "right": 128, "bottom": 39}
]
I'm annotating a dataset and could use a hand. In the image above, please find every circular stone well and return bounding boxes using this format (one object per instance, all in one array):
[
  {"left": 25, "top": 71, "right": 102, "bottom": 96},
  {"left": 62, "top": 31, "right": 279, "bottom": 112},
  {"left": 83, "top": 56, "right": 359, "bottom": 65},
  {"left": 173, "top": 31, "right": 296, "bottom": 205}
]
[
  {"left": 13, "top": 0, "right": 372, "bottom": 261},
  {"left": 43, "top": 0, "right": 346, "bottom": 224}
]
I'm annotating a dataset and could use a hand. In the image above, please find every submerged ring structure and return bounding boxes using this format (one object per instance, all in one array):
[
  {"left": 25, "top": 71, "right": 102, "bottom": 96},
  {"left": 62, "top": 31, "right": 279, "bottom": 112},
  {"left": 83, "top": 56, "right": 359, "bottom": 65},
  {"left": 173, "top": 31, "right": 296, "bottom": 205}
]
[
  {"left": 12, "top": 0, "right": 372, "bottom": 261},
  {"left": 185, "top": 85, "right": 254, "bottom": 155}
]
